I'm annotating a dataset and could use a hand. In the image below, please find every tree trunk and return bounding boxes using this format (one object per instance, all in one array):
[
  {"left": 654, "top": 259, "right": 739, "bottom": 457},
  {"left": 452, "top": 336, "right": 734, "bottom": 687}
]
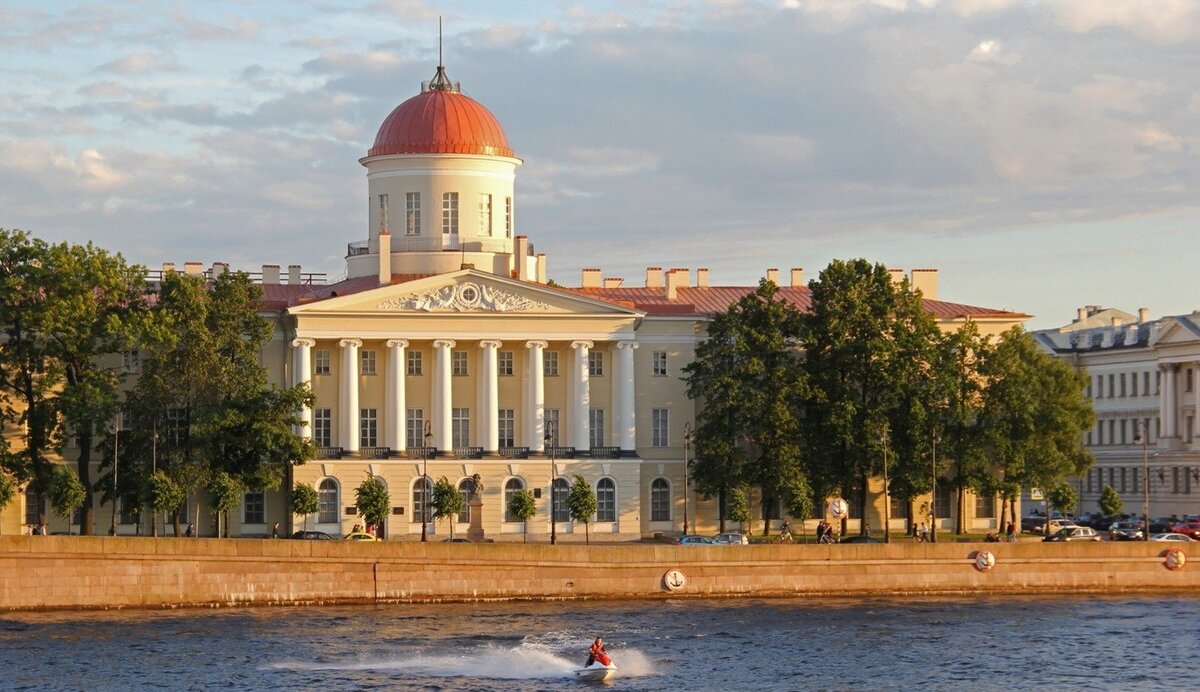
[
  {"left": 859, "top": 472, "right": 870, "bottom": 536},
  {"left": 718, "top": 488, "right": 726, "bottom": 533},
  {"left": 76, "top": 430, "right": 94, "bottom": 535},
  {"left": 585, "top": 521, "right": 590, "bottom": 545},
  {"left": 907, "top": 499, "right": 915, "bottom": 535},
  {"left": 999, "top": 497, "right": 1008, "bottom": 536},
  {"left": 954, "top": 482, "right": 965, "bottom": 535}
]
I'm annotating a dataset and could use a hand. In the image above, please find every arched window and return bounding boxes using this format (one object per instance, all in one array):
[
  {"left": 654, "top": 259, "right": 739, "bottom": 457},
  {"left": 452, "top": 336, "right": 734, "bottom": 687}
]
[
  {"left": 457, "top": 479, "right": 473, "bottom": 523},
  {"left": 412, "top": 477, "right": 432, "bottom": 523},
  {"left": 504, "top": 478, "right": 524, "bottom": 522},
  {"left": 552, "top": 477, "right": 570, "bottom": 522},
  {"left": 650, "top": 478, "right": 670, "bottom": 521},
  {"left": 318, "top": 479, "right": 339, "bottom": 524},
  {"left": 24, "top": 487, "right": 38, "bottom": 526},
  {"left": 596, "top": 478, "right": 616, "bottom": 522}
]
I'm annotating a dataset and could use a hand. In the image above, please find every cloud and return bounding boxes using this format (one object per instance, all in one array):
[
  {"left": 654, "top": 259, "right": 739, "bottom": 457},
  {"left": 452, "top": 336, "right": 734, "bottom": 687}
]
[
  {"left": 98, "top": 52, "right": 179, "bottom": 74},
  {"left": 966, "top": 39, "right": 1020, "bottom": 64},
  {"left": 1047, "top": 0, "right": 1200, "bottom": 44}
]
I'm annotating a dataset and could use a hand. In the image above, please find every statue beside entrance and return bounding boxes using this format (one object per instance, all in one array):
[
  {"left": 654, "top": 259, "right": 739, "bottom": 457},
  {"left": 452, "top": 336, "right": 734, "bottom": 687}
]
[{"left": 466, "top": 473, "right": 487, "bottom": 542}]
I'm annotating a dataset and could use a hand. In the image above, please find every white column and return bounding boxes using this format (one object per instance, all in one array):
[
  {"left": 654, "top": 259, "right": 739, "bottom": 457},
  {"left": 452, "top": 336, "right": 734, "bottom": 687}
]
[
  {"left": 1166, "top": 365, "right": 1178, "bottom": 438},
  {"left": 570, "top": 340, "right": 593, "bottom": 450},
  {"left": 386, "top": 339, "right": 408, "bottom": 452},
  {"left": 339, "top": 338, "right": 361, "bottom": 452},
  {"left": 526, "top": 340, "right": 547, "bottom": 451},
  {"left": 614, "top": 340, "right": 637, "bottom": 452},
  {"left": 479, "top": 340, "right": 502, "bottom": 452},
  {"left": 291, "top": 338, "right": 315, "bottom": 440},
  {"left": 1159, "top": 364, "right": 1168, "bottom": 441},
  {"left": 1193, "top": 365, "right": 1200, "bottom": 441},
  {"left": 433, "top": 339, "right": 456, "bottom": 452}
]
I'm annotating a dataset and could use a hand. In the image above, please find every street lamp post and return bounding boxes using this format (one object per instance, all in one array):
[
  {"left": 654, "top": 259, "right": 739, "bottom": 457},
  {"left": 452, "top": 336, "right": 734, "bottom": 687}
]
[
  {"left": 546, "top": 420, "right": 557, "bottom": 545},
  {"left": 420, "top": 420, "right": 432, "bottom": 542},
  {"left": 683, "top": 423, "right": 692, "bottom": 536},
  {"left": 1136, "top": 420, "right": 1150, "bottom": 542},
  {"left": 110, "top": 414, "right": 121, "bottom": 537},
  {"left": 881, "top": 431, "right": 890, "bottom": 543},
  {"left": 930, "top": 432, "right": 939, "bottom": 544},
  {"left": 151, "top": 427, "right": 158, "bottom": 538}
]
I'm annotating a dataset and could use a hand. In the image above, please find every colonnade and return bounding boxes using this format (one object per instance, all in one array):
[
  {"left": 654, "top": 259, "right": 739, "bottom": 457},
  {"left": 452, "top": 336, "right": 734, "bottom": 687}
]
[{"left": 1157, "top": 363, "right": 1200, "bottom": 441}]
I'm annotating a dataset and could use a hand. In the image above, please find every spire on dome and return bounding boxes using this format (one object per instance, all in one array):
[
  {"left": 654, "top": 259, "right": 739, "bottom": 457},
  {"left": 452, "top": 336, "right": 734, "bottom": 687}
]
[{"left": 424, "top": 16, "right": 460, "bottom": 93}]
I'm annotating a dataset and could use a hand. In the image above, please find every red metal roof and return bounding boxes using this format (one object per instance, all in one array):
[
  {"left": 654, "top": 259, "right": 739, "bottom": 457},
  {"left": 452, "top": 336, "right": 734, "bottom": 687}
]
[{"left": 368, "top": 90, "right": 514, "bottom": 158}]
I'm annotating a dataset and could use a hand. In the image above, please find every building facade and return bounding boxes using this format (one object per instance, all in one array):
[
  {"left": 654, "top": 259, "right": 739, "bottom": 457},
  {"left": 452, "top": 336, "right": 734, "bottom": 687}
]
[{"left": 2, "top": 64, "right": 1029, "bottom": 539}]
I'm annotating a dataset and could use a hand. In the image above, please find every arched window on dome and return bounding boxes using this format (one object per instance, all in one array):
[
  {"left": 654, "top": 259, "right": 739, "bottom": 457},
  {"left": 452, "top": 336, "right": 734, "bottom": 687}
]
[{"left": 442, "top": 193, "right": 458, "bottom": 236}]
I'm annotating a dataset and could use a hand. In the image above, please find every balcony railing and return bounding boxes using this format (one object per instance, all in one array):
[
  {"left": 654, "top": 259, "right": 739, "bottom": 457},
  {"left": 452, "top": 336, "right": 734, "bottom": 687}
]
[
  {"left": 316, "top": 446, "right": 343, "bottom": 459},
  {"left": 589, "top": 446, "right": 622, "bottom": 459},
  {"left": 499, "top": 446, "right": 530, "bottom": 459},
  {"left": 360, "top": 446, "right": 391, "bottom": 459},
  {"left": 546, "top": 445, "right": 576, "bottom": 459},
  {"left": 346, "top": 240, "right": 370, "bottom": 257},
  {"left": 405, "top": 446, "right": 437, "bottom": 460},
  {"left": 454, "top": 446, "right": 484, "bottom": 459}
]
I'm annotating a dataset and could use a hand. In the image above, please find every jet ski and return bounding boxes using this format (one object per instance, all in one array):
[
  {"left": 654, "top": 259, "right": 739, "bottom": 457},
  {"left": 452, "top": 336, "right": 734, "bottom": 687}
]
[{"left": 575, "top": 660, "right": 617, "bottom": 682}]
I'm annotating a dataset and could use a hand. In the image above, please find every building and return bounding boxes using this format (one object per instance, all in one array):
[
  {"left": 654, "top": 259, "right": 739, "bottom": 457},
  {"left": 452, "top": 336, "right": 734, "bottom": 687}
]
[
  {"left": 2, "top": 62, "right": 1029, "bottom": 539},
  {"left": 1034, "top": 306, "right": 1200, "bottom": 520}
]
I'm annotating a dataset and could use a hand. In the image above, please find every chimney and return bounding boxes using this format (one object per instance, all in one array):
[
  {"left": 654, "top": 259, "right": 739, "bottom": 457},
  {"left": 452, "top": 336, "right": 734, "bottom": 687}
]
[
  {"left": 581, "top": 268, "right": 602, "bottom": 288},
  {"left": 910, "top": 268, "right": 938, "bottom": 300},
  {"left": 1139, "top": 307, "right": 1150, "bottom": 323},
  {"left": 288, "top": 264, "right": 302, "bottom": 285},
  {"left": 765, "top": 268, "right": 780, "bottom": 285},
  {"left": 790, "top": 268, "right": 805, "bottom": 288},
  {"left": 666, "top": 268, "right": 689, "bottom": 300},
  {"left": 603, "top": 277, "right": 624, "bottom": 289},
  {"left": 1111, "top": 317, "right": 1123, "bottom": 327},
  {"left": 1077, "top": 307, "right": 1088, "bottom": 322},
  {"left": 514, "top": 236, "right": 530, "bottom": 281},
  {"left": 161, "top": 261, "right": 176, "bottom": 275},
  {"left": 210, "top": 262, "right": 227, "bottom": 278},
  {"left": 378, "top": 231, "right": 392, "bottom": 285},
  {"left": 262, "top": 264, "right": 280, "bottom": 285},
  {"left": 696, "top": 268, "right": 709, "bottom": 288},
  {"left": 183, "top": 261, "right": 203, "bottom": 276},
  {"left": 645, "top": 267, "right": 664, "bottom": 289},
  {"left": 888, "top": 268, "right": 904, "bottom": 285},
  {"left": 536, "top": 253, "right": 547, "bottom": 284}
]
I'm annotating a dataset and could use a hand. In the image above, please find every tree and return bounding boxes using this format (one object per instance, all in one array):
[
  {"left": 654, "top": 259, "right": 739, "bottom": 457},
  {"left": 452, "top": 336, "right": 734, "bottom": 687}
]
[
  {"left": 143, "top": 470, "right": 185, "bottom": 536},
  {"left": 0, "top": 470, "right": 14, "bottom": 522},
  {"left": 1098, "top": 484, "right": 1123, "bottom": 517},
  {"left": 290, "top": 483, "right": 319, "bottom": 532},
  {"left": 431, "top": 476, "right": 465, "bottom": 538},
  {"left": 208, "top": 470, "right": 245, "bottom": 538},
  {"left": 355, "top": 474, "right": 390, "bottom": 533},
  {"left": 567, "top": 475, "right": 598, "bottom": 544},
  {"left": 1047, "top": 482, "right": 1078, "bottom": 517},
  {"left": 46, "top": 465, "right": 86, "bottom": 521},
  {"left": 725, "top": 486, "right": 750, "bottom": 528},
  {"left": 508, "top": 488, "right": 536, "bottom": 543}
]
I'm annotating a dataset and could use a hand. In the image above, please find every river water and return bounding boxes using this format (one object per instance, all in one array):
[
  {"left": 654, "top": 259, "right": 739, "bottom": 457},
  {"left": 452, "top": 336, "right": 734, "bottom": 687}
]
[{"left": 1, "top": 596, "right": 1193, "bottom": 691}]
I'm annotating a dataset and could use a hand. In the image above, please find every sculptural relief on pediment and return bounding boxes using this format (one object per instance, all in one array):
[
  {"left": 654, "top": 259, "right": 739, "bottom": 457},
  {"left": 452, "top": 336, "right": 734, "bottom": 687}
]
[{"left": 377, "top": 282, "right": 553, "bottom": 313}]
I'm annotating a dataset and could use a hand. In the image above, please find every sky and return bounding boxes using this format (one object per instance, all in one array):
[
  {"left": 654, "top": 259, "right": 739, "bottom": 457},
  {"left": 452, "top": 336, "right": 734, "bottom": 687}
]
[{"left": 1, "top": 0, "right": 1198, "bottom": 329}]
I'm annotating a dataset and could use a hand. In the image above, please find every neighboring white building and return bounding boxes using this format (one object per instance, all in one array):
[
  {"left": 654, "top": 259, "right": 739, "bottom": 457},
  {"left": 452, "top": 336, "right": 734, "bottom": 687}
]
[{"left": 1034, "top": 305, "right": 1200, "bottom": 520}]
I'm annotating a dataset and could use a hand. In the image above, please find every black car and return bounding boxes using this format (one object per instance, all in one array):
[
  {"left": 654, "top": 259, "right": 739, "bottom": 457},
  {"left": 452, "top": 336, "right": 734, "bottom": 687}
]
[
  {"left": 840, "top": 535, "right": 880, "bottom": 544},
  {"left": 292, "top": 530, "right": 334, "bottom": 540},
  {"left": 1150, "top": 517, "right": 1176, "bottom": 534}
]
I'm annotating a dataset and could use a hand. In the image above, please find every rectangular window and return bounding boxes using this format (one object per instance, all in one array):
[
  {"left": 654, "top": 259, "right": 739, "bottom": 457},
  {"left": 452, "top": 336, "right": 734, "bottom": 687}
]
[
  {"left": 379, "top": 193, "right": 389, "bottom": 232},
  {"left": 652, "top": 351, "right": 667, "bottom": 377},
  {"left": 1156, "top": 371, "right": 1161, "bottom": 394},
  {"left": 406, "top": 409, "right": 425, "bottom": 449},
  {"left": 651, "top": 480, "right": 670, "bottom": 521},
  {"left": 452, "top": 350, "right": 468, "bottom": 376},
  {"left": 360, "top": 408, "right": 378, "bottom": 448},
  {"left": 1086, "top": 468, "right": 1094, "bottom": 493},
  {"left": 1094, "top": 375, "right": 1101, "bottom": 399},
  {"left": 545, "top": 409, "right": 560, "bottom": 446},
  {"left": 499, "top": 409, "right": 515, "bottom": 448},
  {"left": 1173, "top": 467, "right": 1181, "bottom": 494},
  {"left": 1120, "top": 373, "right": 1126, "bottom": 397},
  {"left": 243, "top": 492, "right": 265, "bottom": 525},
  {"left": 1107, "top": 374, "right": 1114, "bottom": 398},
  {"left": 1107, "top": 419, "right": 1115, "bottom": 445},
  {"left": 588, "top": 351, "right": 604, "bottom": 377},
  {"left": 442, "top": 192, "right": 458, "bottom": 235},
  {"left": 589, "top": 408, "right": 605, "bottom": 449},
  {"left": 360, "top": 349, "right": 377, "bottom": 375},
  {"left": 651, "top": 408, "right": 669, "bottom": 448},
  {"left": 314, "top": 350, "right": 331, "bottom": 375},
  {"left": 974, "top": 493, "right": 995, "bottom": 518},
  {"left": 505, "top": 196, "right": 512, "bottom": 238},
  {"left": 122, "top": 350, "right": 140, "bottom": 374},
  {"left": 1119, "top": 419, "right": 1127, "bottom": 445},
  {"left": 1120, "top": 467, "right": 1127, "bottom": 493},
  {"left": 314, "top": 409, "right": 332, "bottom": 448},
  {"left": 1144, "top": 371, "right": 1151, "bottom": 396},
  {"left": 1132, "top": 373, "right": 1139, "bottom": 397},
  {"left": 1188, "top": 417, "right": 1195, "bottom": 444},
  {"left": 479, "top": 193, "right": 492, "bottom": 236},
  {"left": 544, "top": 351, "right": 559, "bottom": 377},
  {"left": 407, "top": 350, "right": 423, "bottom": 375},
  {"left": 498, "top": 351, "right": 514, "bottom": 376},
  {"left": 406, "top": 192, "right": 421, "bottom": 235},
  {"left": 452, "top": 408, "right": 470, "bottom": 448}
]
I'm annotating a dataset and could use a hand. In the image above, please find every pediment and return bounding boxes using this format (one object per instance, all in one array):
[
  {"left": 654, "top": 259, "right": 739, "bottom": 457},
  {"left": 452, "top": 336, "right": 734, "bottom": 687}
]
[{"left": 1150, "top": 316, "right": 1200, "bottom": 347}]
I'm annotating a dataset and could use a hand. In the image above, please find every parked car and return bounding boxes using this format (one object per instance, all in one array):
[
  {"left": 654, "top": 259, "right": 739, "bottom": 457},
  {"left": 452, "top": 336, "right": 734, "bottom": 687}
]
[
  {"left": 292, "top": 530, "right": 334, "bottom": 540},
  {"left": 344, "top": 532, "right": 379, "bottom": 541},
  {"left": 1150, "top": 533, "right": 1198, "bottom": 542},
  {"left": 442, "top": 537, "right": 471, "bottom": 543},
  {"left": 712, "top": 533, "right": 749, "bottom": 545},
  {"left": 840, "top": 535, "right": 880, "bottom": 544},
  {"left": 1108, "top": 521, "right": 1145, "bottom": 541},
  {"left": 676, "top": 535, "right": 716, "bottom": 545},
  {"left": 1150, "top": 517, "right": 1176, "bottom": 534},
  {"left": 1171, "top": 522, "right": 1200, "bottom": 540},
  {"left": 1043, "top": 526, "right": 1101, "bottom": 542},
  {"left": 1030, "top": 519, "right": 1078, "bottom": 535}
]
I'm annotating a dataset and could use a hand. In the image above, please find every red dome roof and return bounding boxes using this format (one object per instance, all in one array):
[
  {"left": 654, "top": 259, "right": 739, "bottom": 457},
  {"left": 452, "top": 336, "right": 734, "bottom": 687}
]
[{"left": 368, "top": 88, "right": 514, "bottom": 159}]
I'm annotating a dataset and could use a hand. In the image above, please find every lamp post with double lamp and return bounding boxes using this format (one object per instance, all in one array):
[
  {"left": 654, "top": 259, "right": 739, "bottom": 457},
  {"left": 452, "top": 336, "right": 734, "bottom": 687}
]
[
  {"left": 1135, "top": 420, "right": 1150, "bottom": 542},
  {"left": 880, "top": 430, "right": 890, "bottom": 543},
  {"left": 930, "top": 432, "right": 939, "bottom": 544},
  {"left": 420, "top": 420, "right": 432, "bottom": 542},
  {"left": 683, "top": 422, "right": 692, "bottom": 535},
  {"left": 546, "top": 420, "right": 557, "bottom": 545},
  {"left": 109, "top": 414, "right": 121, "bottom": 536}
]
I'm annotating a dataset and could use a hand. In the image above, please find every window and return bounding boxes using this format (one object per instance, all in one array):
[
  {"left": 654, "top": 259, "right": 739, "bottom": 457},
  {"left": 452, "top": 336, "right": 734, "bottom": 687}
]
[
  {"left": 452, "top": 408, "right": 470, "bottom": 448},
  {"left": 544, "top": 351, "right": 559, "bottom": 377},
  {"left": 452, "top": 351, "right": 468, "bottom": 376},
  {"left": 651, "top": 408, "right": 669, "bottom": 447},
  {"left": 588, "top": 351, "right": 604, "bottom": 377},
  {"left": 406, "top": 409, "right": 425, "bottom": 449},
  {"left": 1086, "top": 469, "right": 1095, "bottom": 493},
  {"left": 504, "top": 478, "right": 524, "bottom": 522},
  {"left": 589, "top": 408, "right": 605, "bottom": 449},
  {"left": 479, "top": 193, "right": 492, "bottom": 236},
  {"left": 935, "top": 484, "right": 952, "bottom": 519},
  {"left": 552, "top": 478, "right": 570, "bottom": 522},
  {"left": 315, "top": 350, "right": 331, "bottom": 375},
  {"left": 1119, "top": 373, "right": 1126, "bottom": 397},
  {"left": 1144, "top": 371, "right": 1151, "bottom": 396},
  {"left": 314, "top": 409, "right": 332, "bottom": 447},
  {"left": 457, "top": 479, "right": 473, "bottom": 523},
  {"left": 545, "top": 409, "right": 560, "bottom": 446},
  {"left": 360, "top": 349, "right": 376, "bottom": 375},
  {"left": 360, "top": 408, "right": 378, "bottom": 448},
  {"left": 412, "top": 477, "right": 432, "bottom": 522},
  {"left": 318, "top": 479, "right": 338, "bottom": 523},
  {"left": 407, "top": 350, "right": 423, "bottom": 375},
  {"left": 243, "top": 492, "right": 265, "bottom": 525},
  {"left": 1190, "top": 369, "right": 1196, "bottom": 393},
  {"left": 406, "top": 192, "right": 421, "bottom": 235},
  {"left": 1188, "top": 417, "right": 1195, "bottom": 444},
  {"left": 652, "top": 351, "right": 667, "bottom": 377},
  {"left": 122, "top": 350, "right": 140, "bottom": 373},
  {"left": 1120, "top": 467, "right": 1127, "bottom": 493},
  {"left": 119, "top": 498, "right": 138, "bottom": 525},
  {"left": 499, "top": 409, "right": 515, "bottom": 448},
  {"left": 974, "top": 493, "right": 995, "bottom": 518},
  {"left": 650, "top": 478, "right": 670, "bottom": 521},
  {"left": 1107, "top": 374, "right": 1114, "bottom": 398},
  {"left": 596, "top": 478, "right": 616, "bottom": 522},
  {"left": 24, "top": 487, "right": 38, "bottom": 526},
  {"left": 379, "top": 194, "right": 389, "bottom": 232},
  {"left": 505, "top": 196, "right": 512, "bottom": 238},
  {"left": 1173, "top": 467, "right": 1182, "bottom": 494},
  {"left": 166, "top": 407, "right": 186, "bottom": 446},
  {"left": 1132, "top": 373, "right": 1139, "bottom": 397},
  {"left": 498, "top": 351, "right": 513, "bottom": 376},
  {"left": 442, "top": 192, "right": 458, "bottom": 235}
]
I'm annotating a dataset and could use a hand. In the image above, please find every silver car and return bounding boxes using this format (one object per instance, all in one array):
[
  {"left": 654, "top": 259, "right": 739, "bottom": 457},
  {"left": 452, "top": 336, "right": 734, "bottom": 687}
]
[{"left": 713, "top": 532, "right": 749, "bottom": 545}]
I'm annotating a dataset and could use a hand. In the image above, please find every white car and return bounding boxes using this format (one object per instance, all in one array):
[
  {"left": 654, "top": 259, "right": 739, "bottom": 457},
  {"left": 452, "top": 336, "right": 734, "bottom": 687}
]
[
  {"left": 1032, "top": 519, "right": 1078, "bottom": 534},
  {"left": 713, "top": 532, "right": 749, "bottom": 545},
  {"left": 1150, "top": 532, "right": 1198, "bottom": 542}
]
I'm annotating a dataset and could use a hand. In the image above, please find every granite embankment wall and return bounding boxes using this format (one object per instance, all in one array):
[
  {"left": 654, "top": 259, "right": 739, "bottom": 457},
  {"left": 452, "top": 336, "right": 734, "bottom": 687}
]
[{"left": 0, "top": 536, "right": 1195, "bottom": 611}]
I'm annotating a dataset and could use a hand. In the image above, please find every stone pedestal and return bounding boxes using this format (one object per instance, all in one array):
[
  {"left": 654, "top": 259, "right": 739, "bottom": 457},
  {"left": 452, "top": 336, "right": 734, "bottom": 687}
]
[{"left": 467, "top": 496, "right": 486, "bottom": 543}]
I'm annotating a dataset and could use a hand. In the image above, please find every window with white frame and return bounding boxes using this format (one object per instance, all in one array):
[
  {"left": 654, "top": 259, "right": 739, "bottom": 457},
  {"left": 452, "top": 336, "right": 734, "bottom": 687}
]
[
  {"left": 442, "top": 192, "right": 458, "bottom": 234},
  {"left": 498, "top": 351, "right": 513, "bottom": 376},
  {"left": 1120, "top": 373, "right": 1126, "bottom": 397},
  {"left": 596, "top": 478, "right": 616, "bottom": 522},
  {"left": 544, "top": 351, "right": 559, "bottom": 377},
  {"left": 504, "top": 478, "right": 524, "bottom": 522},
  {"left": 407, "top": 350, "right": 423, "bottom": 375},
  {"left": 552, "top": 478, "right": 570, "bottom": 522},
  {"left": 412, "top": 477, "right": 432, "bottom": 522},
  {"left": 1144, "top": 371, "right": 1151, "bottom": 396},
  {"left": 589, "top": 408, "right": 605, "bottom": 449},
  {"left": 314, "top": 409, "right": 332, "bottom": 447},
  {"left": 457, "top": 479, "right": 473, "bottom": 523},
  {"left": 479, "top": 193, "right": 492, "bottom": 236},
  {"left": 315, "top": 350, "right": 331, "bottom": 375},
  {"left": 452, "top": 351, "right": 468, "bottom": 376},
  {"left": 505, "top": 196, "right": 512, "bottom": 238},
  {"left": 406, "top": 192, "right": 421, "bottom": 235},
  {"left": 545, "top": 409, "right": 560, "bottom": 446},
  {"left": 452, "top": 408, "right": 470, "bottom": 448},
  {"left": 651, "top": 478, "right": 670, "bottom": 521},
  {"left": 360, "top": 408, "right": 378, "bottom": 448},
  {"left": 406, "top": 409, "right": 425, "bottom": 449},
  {"left": 652, "top": 351, "right": 667, "bottom": 377},
  {"left": 379, "top": 193, "right": 389, "bottom": 232},
  {"left": 651, "top": 408, "right": 669, "bottom": 447},
  {"left": 318, "top": 479, "right": 338, "bottom": 523},
  {"left": 499, "top": 409, "right": 515, "bottom": 448},
  {"left": 122, "top": 350, "right": 140, "bottom": 374},
  {"left": 588, "top": 351, "right": 604, "bottom": 377},
  {"left": 243, "top": 492, "right": 265, "bottom": 525},
  {"left": 1132, "top": 373, "right": 1139, "bottom": 397},
  {"left": 360, "top": 350, "right": 377, "bottom": 375},
  {"left": 1108, "top": 374, "right": 1114, "bottom": 398}
]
